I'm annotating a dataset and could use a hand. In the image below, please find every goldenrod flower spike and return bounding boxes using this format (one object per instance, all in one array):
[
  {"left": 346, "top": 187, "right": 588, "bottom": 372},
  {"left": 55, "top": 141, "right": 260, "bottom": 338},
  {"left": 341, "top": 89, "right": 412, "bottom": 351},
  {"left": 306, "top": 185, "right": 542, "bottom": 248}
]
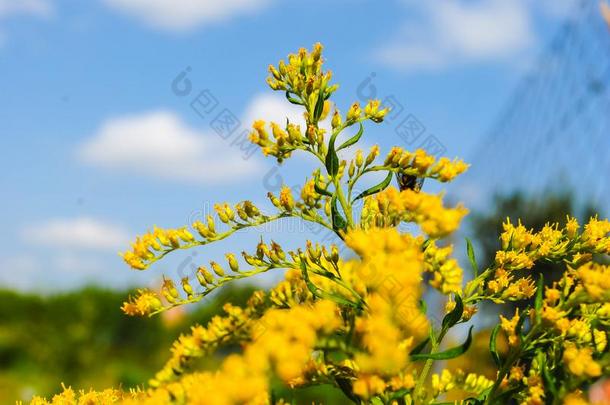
[{"left": 36, "top": 43, "right": 610, "bottom": 405}]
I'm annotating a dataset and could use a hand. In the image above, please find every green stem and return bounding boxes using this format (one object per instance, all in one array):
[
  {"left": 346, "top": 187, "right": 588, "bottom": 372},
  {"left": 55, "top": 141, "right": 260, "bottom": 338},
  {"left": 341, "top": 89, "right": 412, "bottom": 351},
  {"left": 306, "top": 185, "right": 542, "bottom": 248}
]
[
  {"left": 413, "top": 326, "right": 449, "bottom": 402},
  {"left": 484, "top": 324, "right": 540, "bottom": 404},
  {"left": 149, "top": 262, "right": 296, "bottom": 316},
  {"left": 334, "top": 178, "right": 354, "bottom": 228}
]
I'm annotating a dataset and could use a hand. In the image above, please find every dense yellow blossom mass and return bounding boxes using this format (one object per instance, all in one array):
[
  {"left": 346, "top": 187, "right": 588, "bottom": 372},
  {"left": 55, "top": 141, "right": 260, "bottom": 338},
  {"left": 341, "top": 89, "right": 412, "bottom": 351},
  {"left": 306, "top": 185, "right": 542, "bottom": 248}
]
[{"left": 30, "top": 43, "right": 610, "bottom": 405}]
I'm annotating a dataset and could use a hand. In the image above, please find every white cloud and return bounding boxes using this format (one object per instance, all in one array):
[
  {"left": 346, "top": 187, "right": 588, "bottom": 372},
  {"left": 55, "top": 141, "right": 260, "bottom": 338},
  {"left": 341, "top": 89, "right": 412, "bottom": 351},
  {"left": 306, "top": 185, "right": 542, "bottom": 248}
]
[
  {"left": 243, "top": 93, "right": 306, "bottom": 127},
  {"left": 0, "top": 0, "right": 52, "bottom": 18},
  {"left": 376, "top": 0, "right": 536, "bottom": 71},
  {"left": 0, "top": 0, "right": 53, "bottom": 47},
  {"left": 21, "top": 217, "right": 131, "bottom": 251},
  {"left": 101, "top": 0, "right": 273, "bottom": 31},
  {"left": 78, "top": 110, "right": 262, "bottom": 184}
]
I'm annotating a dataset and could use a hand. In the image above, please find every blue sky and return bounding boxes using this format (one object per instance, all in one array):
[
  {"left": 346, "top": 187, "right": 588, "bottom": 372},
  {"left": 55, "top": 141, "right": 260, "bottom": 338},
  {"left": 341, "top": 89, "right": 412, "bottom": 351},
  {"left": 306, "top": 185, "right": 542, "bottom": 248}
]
[{"left": 0, "top": 0, "right": 576, "bottom": 290}]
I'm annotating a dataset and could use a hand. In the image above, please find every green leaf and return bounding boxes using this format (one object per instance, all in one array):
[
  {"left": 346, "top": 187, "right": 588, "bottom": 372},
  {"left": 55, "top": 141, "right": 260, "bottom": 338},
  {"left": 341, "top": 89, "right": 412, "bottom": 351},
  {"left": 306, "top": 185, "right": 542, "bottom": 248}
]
[
  {"left": 299, "top": 261, "right": 358, "bottom": 308},
  {"left": 489, "top": 324, "right": 501, "bottom": 367},
  {"left": 352, "top": 171, "right": 393, "bottom": 202},
  {"left": 411, "top": 326, "right": 474, "bottom": 361},
  {"left": 330, "top": 196, "right": 347, "bottom": 233},
  {"left": 442, "top": 294, "right": 464, "bottom": 330},
  {"left": 534, "top": 274, "right": 544, "bottom": 323},
  {"left": 489, "top": 386, "right": 520, "bottom": 404},
  {"left": 465, "top": 238, "right": 479, "bottom": 277},
  {"left": 540, "top": 352, "right": 558, "bottom": 397},
  {"left": 313, "top": 90, "right": 325, "bottom": 122},
  {"left": 336, "top": 123, "right": 364, "bottom": 151},
  {"left": 313, "top": 174, "right": 333, "bottom": 197},
  {"left": 325, "top": 132, "right": 340, "bottom": 177},
  {"left": 285, "top": 91, "right": 303, "bottom": 105},
  {"left": 409, "top": 337, "right": 430, "bottom": 355}
]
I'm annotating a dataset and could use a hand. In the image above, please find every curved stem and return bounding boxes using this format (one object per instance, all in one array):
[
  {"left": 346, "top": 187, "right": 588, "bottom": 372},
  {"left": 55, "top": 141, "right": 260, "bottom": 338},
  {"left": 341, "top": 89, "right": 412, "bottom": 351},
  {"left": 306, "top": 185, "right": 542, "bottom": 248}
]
[{"left": 149, "top": 262, "right": 298, "bottom": 316}]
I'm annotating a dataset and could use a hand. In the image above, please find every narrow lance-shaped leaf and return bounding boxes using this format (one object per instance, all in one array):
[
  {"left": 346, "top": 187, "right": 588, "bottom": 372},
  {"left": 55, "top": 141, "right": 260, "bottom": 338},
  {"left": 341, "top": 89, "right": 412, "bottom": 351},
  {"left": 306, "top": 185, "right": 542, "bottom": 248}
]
[
  {"left": 534, "top": 274, "right": 544, "bottom": 324},
  {"left": 539, "top": 351, "right": 558, "bottom": 397},
  {"left": 442, "top": 293, "right": 464, "bottom": 330},
  {"left": 325, "top": 132, "right": 340, "bottom": 177},
  {"left": 352, "top": 171, "right": 393, "bottom": 202},
  {"left": 285, "top": 91, "right": 303, "bottom": 105},
  {"left": 330, "top": 195, "right": 347, "bottom": 233},
  {"left": 465, "top": 238, "right": 479, "bottom": 277},
  {"left": 489, "top": 324, "right": 501, "bottom": 367},
  {"left": 409, "top": 337, "right": 430, "bottom": 355},
  {"left": 313, "top": 89, "right": 325, "bottom": 122},
  {"left": 336, "top": 123, "right": 364, "bottom": 151},
  {"left": 299, "top": 261, "right": 358, "bottom": 308},
  {"left": 410, "top": 326, "right": 474, "bottom": 361}
]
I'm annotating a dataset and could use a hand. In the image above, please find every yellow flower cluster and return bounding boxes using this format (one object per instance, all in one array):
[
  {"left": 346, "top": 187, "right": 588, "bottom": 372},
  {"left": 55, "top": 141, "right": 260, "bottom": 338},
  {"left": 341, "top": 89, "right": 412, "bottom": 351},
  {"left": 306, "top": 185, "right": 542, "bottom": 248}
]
[
  {"left": 563, "top": 343, "right": 602, "bottom": 378},
  {"left": 249, "top": 119, "right": 317, "bottom": 162},
  {"left": 121, "top": 226, "right": 195, "bottom": 270},
  {"left": 121, "top": 200, "right": 267, "bottom": 270},
  {"left": 121, "top": 289, "right": 163, "bottom": 316},
  {"left": 361, "top": 187, "right": 468, "bottom": 237},
  {"left": 341, "top": 228, "right": 429, "bottom": 399},
  {"left": 29, "top": 385, "right": 139, "bottom": 405},
  {"left": 495, "top": 216, "right": 610, "bottom": 270},
  {"left": 383, "top": 147, "right": 469, "bottom": 183},
  {"left": 500, "top": 309, "right": 521, "bottom": 347},
  {"left": 423, "top": 241, "right": 463, "bottom": 294},
  {"left": 486, "top": 267, "right": 536, "bottom": 302},
  {"left": 574, "top": 262, "right": 610, "bottom": 301},
  {"left": 430, "top": 369, "right": 493, "bottom": 398},
  {"left": 136, "top": 300, "right": 341, "bottom": 404},
  {"left": 266, "top": 43, "right": 335, "bottom": 106},
  {"left": 150, "top": 298, "right": 263, "bottom": 386}
]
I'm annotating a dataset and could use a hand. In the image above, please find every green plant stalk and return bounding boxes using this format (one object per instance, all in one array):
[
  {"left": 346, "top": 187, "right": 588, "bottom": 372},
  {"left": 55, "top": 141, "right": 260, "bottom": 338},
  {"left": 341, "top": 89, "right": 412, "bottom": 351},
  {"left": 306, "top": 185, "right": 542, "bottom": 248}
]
[{"left": 414, "top": 325, "right": 450, "bottom": 401}]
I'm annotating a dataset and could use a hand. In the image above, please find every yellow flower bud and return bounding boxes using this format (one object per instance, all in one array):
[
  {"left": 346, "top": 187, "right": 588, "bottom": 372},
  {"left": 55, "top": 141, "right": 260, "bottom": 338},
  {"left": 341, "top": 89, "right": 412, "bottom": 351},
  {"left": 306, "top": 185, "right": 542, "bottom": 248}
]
[
  {"left": 197, "top": 266, "right": 214, "bottom": 285},
  {"left": 242, "top": 252, "right": 260, "bottom": 266},
  {"left": 279, "top": 186, "right": 295, "bottom": 211},
  {"left": 210, "top": 261, "right": 225, "bottom": 277},
  {"left": 162, "top": 278, "right": 179, "bottom": 303},
  {"left": 181, "top": 277, "right": 194, "bottom": 297},
  {"left": 287, "top": 124, "right": 301, "bottom": 143},
  {"left": 365, "top": 145, "right": 379, "bottom": 166},
  {"left": 355, "top": 149, "right": 364, "bottom": 167},
  {"left": 267, "top": 191, "right": 281, "bottom": 208},
  {"left": 331, "top": 110, "right": 342, "bottom": 129},
  {"left": 331, "top": 245, "right": 339, "bottom": 263},
  {"left": 320, "top": 100, "right": 332, "bottom": 121},
  {"left": 243, "top": 201, "right": 260, "bottom": 217},
  {"left": 236, "top": 204, "right": 248, "bottom": 221},
  {"left": 204, "top": 214, "right": 215, "bottom": 233},
  {"left": 257, "top": 239, "right": 269, "bottom": 260},
  {"left": 226, "top": 253, "right": 239, "bottom": 272},
  {"left": 346, "top": 102, "right": 361, "bottom": 122},
  {"left": 214, "top": 203, "right": 229, "bottom": 223},
  {"left": 268, "top": 64, "right": 281, "bottom": 80}
]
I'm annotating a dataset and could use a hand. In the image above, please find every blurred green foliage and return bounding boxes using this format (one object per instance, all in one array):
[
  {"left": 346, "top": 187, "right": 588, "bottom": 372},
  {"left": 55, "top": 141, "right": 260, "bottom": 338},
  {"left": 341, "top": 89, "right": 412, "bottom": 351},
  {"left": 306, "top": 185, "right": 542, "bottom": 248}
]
[
  {"left": 0, "top": 284, "right": 256, "bottom": 402},
  {"left": 0, "top": 283, "right": 349, "bottom": 404}
]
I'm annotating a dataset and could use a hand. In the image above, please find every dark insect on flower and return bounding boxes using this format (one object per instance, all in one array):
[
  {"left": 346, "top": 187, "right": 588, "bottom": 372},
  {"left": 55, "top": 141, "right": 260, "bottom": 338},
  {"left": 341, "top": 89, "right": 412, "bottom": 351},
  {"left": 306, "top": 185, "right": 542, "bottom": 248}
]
[{"left": 396, "top": 173, "right": 424, "bottom": 192}]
